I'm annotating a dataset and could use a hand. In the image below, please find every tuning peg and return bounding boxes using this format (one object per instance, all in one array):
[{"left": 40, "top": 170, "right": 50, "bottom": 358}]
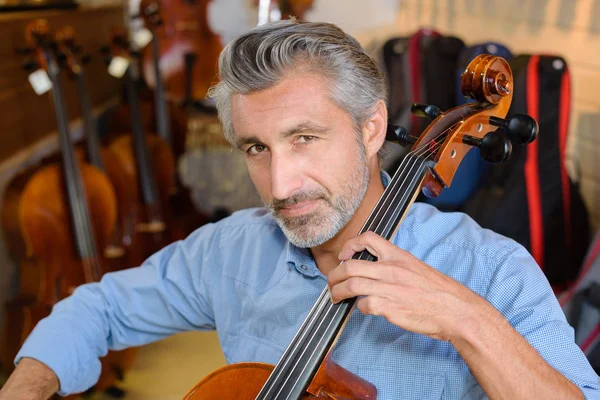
[
  {"left": 386, "top": 125, "right": 417, "bottom": 147},
  {"left": 411, "top": 103, "right": 442, "bottom": 120},
  {"left": 463, "top": 131, "right": 512, "bottom": 164},
  {"left": 99, "top": 45, "right": 110, "bottom": 54},
  {"left": 22, "top": 59, "right": 39, "bottom": 72},
  {"left": 489, "top": 114, "right": 538, "bottom": 145}
]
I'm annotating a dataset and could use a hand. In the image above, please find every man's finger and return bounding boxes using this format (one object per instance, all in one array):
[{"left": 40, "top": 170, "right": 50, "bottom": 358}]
[{"left": 338, "top": 231, "right": 410, "bottom": 262}]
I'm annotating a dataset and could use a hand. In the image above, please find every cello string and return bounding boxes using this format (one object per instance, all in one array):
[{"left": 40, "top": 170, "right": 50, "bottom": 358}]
[
  {"left": 270, "top": 130, "right": 447, "bottom": 399},
  {"left": 263, "top": 123, "right": 455, "bottom": 399},
  {"left": 47, "top": 45, "right": 97, "bottom": 265},
  {"left": 365, "top": 121, "right": 460, "bottom": 242},
  {"left": 260, "top": 152, "right": 429, "bottom": 399},
  {"left": 281, "top": 141, "right": 442, "bottom": 399},
  {"left": 258, "top": 148, "right": 423, "bottom": 397},
  {"left": 371, "top": 124, "right": 459, "bottom": 252},
  {"left": 258, "top": 155, "right": 422, "bottom": 398}
]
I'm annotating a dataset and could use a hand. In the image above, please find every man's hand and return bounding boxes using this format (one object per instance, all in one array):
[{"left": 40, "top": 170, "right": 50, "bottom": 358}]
[
  {"left": 327, "top": 231, "right": 492, "bottom": 342},
  {"left": 0, "top": 358, "right": 59, "bottom": 400},
  {"left": 328, "top": 231, "right": 584, "bottom": 400}
]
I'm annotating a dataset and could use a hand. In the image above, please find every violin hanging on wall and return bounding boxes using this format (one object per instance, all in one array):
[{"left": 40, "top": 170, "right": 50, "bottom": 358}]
[{"left": 181, "top": 55, "right": 538, "bottom": 399}]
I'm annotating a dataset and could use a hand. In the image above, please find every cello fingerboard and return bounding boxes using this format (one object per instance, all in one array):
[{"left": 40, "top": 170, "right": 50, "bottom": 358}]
[{"left": 255, "top": 153, "right": 435, "bottom": 400}]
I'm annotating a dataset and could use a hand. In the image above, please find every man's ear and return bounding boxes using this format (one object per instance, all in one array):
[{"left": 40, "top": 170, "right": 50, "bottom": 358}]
[{"left": 362, "top": 99, "right": 388, "bottom": 160}]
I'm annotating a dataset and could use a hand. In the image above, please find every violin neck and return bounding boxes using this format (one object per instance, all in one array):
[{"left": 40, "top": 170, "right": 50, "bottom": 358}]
[
  {"left": 256, "top": 154, "right": 435, "bottom": 400},
  {"left": 151, "top": 36, "right": 171, "bottom": 146},
  {"left": 75, "top": 69, "right": 104, "bottom": 170},
  {"left": 124, "top": 66, "right": 161, "bottom": 207},
  {"left": 46, "top": 49, "right": 101, "bottom": 281}
]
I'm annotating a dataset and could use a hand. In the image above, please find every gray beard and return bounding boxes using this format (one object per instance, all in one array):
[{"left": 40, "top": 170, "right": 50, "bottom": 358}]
[{"left": 268, "top": 160, "right": 371, "bottom": 248}]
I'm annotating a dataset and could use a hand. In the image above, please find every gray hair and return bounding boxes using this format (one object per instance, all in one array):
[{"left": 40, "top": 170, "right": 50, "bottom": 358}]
[{"left": 208, "top": 19, "right": 389, "bottom": 160}]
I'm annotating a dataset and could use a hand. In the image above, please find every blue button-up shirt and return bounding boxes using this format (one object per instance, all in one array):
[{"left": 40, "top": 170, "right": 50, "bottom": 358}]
[{"left": 16, "top": 177, "right": 600, "bottom": 399}]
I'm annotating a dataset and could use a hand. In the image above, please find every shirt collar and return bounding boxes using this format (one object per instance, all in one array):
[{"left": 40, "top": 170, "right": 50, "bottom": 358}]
[{"left": 285, "top": 170, "right": 391, "bottom": 277}]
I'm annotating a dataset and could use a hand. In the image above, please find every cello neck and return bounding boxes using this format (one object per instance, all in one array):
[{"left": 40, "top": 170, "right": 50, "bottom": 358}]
[
  {"left": 45, "top": 47, "right": 102, "bottom": 282},
  {"left": 256, "top": 154, "right": 435, "bottom": 400},
  {"left": 124, "top": 64, "right": 161, "bottom": 209},
  {"left": 183, "top": 52, "right": 196, "bottom": 110},
  {"left": 75, "top": 69, "right": 104, "bottom": 170},
  {"left": 150, "top": 35, "right": 171, "bottom": 146}
]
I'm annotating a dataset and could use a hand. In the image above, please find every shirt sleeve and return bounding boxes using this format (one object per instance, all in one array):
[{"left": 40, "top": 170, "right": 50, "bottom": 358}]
[
  {"left": 14, "top": 224, "right": 219, "bottom": 396},
  {"left": 485, "top": 243, "right": 600, "bottom": 399}
]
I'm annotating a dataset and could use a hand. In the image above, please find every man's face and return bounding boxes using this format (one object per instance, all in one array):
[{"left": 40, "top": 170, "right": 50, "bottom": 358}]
[{"left": 230, "top": 72, "right": 371, "bottom": 248}]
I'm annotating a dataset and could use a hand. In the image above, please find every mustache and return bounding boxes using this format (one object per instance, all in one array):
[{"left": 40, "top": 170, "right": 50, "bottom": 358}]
[{"left": 268, "top": 189, "right": 329, "bottom": 212}]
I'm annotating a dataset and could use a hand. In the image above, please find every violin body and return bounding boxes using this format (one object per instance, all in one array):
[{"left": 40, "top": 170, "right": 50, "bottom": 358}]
[{"left": 184, "top": 358, "right": 376, "bottom": 400}]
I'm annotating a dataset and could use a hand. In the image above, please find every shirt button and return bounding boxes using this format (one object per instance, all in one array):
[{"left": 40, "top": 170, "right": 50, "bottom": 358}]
[{"left": 300, "top": 265, "right": 308, "bottom": 271}]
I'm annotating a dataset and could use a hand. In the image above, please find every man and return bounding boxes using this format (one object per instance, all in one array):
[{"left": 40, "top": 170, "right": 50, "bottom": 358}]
[{"left": 1, "top": 20, "right": 599, "bottom": 400}]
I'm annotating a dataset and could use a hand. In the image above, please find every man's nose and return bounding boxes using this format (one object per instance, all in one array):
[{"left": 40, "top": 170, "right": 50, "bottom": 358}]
[{"left": 270, "top": 152, "right": 303, "bottom": 200}]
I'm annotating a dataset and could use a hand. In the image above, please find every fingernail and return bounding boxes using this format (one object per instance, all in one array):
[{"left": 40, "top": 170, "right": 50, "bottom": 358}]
[{"left": 329, "top": 292, "right": 336, "bottom": 304}]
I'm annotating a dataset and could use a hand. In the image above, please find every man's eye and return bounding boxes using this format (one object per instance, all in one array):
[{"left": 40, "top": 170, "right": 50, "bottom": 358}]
[
  {"left": 247, "top": 144, "right": 266, "bottom": 155},
  {"left": 297, "top": 135, "right": 316, "bottom": 144}
]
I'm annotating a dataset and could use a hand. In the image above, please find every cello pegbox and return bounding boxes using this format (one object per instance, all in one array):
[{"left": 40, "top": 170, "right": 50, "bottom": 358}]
[
  {"left": 412, "top": 55, "right": 516, "bottom": 198},
  {"left": 24, "top": 19, "right": 55, "bottom": 72}
]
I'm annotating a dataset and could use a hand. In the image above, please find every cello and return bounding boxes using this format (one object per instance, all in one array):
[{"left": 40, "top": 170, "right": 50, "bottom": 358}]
[
  {"left": 102, "top": 31, "right": 177, "bottom": 262},
  {"left": 1, "top": 19, "right": 123, "bottom": 395},
  {"left": 135, "top": 0, "right": 213, "bottom": 236},
  {"left": 54, "top": 25, "right": 136, "bottom": 265},
  {"left": 138, "top": 0, "right": 222, "bottom": 105},
  {"left": 182, "top": 55, "right": 539, "bottom": 399},
  {"left": 55, "top": 26, "right": 139, "bottom": 390}
]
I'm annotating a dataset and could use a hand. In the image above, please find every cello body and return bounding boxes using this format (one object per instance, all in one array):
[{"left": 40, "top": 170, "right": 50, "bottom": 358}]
[
  {"left": 184, "top": 358, "right": 376, "bottom": 400},
  {"left": 0, "top": 162, "right": 118, "bottom": 387}
]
